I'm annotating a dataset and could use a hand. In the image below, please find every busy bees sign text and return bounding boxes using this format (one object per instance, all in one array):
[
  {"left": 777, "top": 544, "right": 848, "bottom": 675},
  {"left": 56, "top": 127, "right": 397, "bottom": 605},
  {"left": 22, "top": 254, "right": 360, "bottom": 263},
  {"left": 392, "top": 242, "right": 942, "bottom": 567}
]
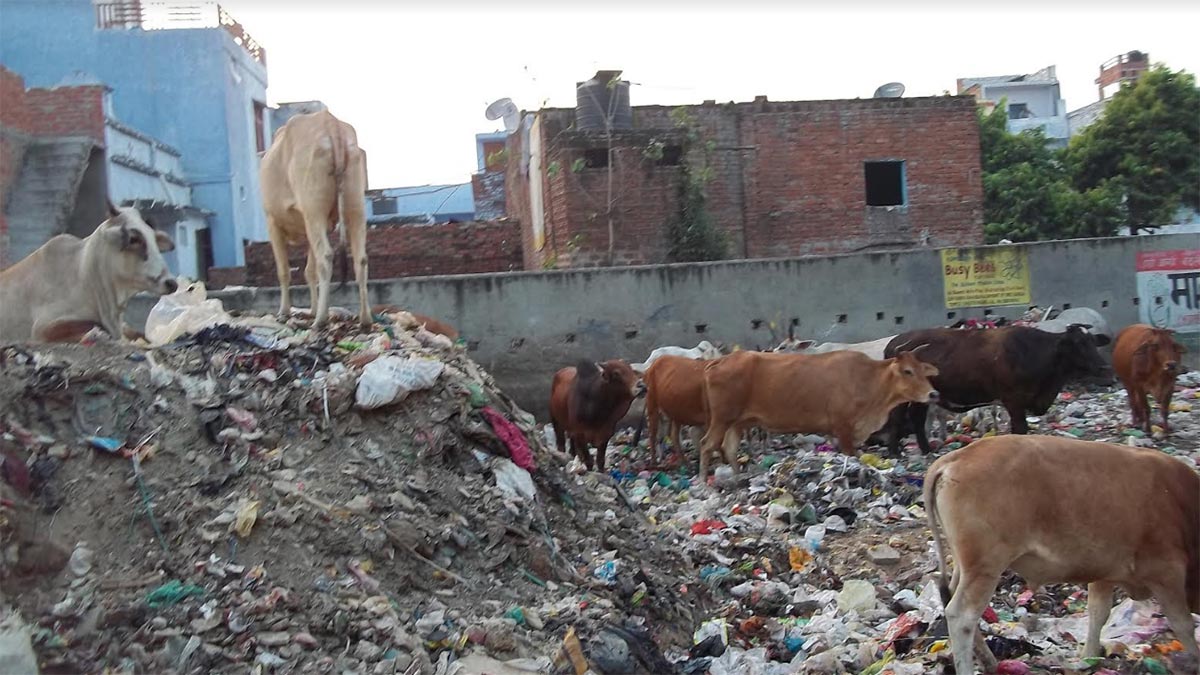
[{"left": 941, "top": 247, "right": 1031, "bottom": 309}]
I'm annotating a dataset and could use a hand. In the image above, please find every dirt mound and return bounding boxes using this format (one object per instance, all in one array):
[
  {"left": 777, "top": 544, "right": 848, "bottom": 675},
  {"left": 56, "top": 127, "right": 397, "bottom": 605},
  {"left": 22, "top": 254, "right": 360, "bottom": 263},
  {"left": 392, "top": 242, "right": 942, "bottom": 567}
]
[{"left": 0, "top": 315, "right": 706, "bottom": 674}]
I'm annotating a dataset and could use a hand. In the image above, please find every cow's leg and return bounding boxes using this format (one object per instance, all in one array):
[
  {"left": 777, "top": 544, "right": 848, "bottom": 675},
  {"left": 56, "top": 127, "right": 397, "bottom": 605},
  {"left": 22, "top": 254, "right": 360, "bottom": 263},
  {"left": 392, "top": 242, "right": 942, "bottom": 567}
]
[
  {"left": 688, "top": 426, "right": 703, "bottom": 464},
  {"left": 595, "top": 434, "right": 611, "bottom": 473},
  {"left": 645, "top": 401, "right": 660, "bottom": 464},
  {"left": 1127, "top": 387, "right": 1146, "bottom": 429},
  {"left": 721, "top": 427, "right": 740, "bottom": 470},
  {"left": 304, "top": 248, "right": 319, "bottom": 314},
  {"left": 945, "top": 572, "right": 1001, "bottom": 675},
  {"left": 698, "top": 421, "right": 730, "bottom": 483},
  {"left": 1148, "top": 569, "right": 1200, "bottom": 666},
  {"left": 907, "top": 403, "right": 932, "bottom": 454},
  {"left": 552, "top": 422, "right": 566, "bottom": 455},
  {"left": 301, "top": 211, "right": 334, "bottom": 327},
  {"left": 267, "top": 219, "right": 292, "bottom": 317},
  {"left": 1083, "top": 581, "right": 1114, "bottom": 658},
  {"left": 834, "top": 426, "right": 858, "bottom": 456},
  {"left": 885, "top": 406, "right": 907, "bottom": 456},
  {"left": 346, "top": 221, "right": 370, "bottom": 328},
  {"left": 1006, "top": 402, "right": 1030, "bottom": 434},
  {"left": 669, "top": 421, "right": 684, "bottom": 464},
  {"left": 1155, "top": 385, "right": 1173, "bottom": 433},
  {"left": 570, "top": 435, "right": 592, "bottom": 470}
]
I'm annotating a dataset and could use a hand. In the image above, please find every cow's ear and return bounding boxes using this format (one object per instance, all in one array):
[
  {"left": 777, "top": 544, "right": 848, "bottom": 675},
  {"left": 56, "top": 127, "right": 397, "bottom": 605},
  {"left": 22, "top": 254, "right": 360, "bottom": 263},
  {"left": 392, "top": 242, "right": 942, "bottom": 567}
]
[
  {"left": 155, "top": 230, "right": 176, "bottom": 252},
  {"left": 106, "top": 199, "right": 120, "bottom": 218},
  {"left": 1134, "top": 342, "right": 1152, "bottom": 355},
  {"left": 1092, "top": 334, "right": 1111, "bottom": 347}
]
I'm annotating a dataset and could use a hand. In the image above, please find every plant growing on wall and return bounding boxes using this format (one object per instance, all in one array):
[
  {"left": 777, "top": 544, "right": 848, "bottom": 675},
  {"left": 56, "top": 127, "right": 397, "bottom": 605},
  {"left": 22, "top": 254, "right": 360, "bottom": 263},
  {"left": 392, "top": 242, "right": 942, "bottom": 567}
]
[{"left": 666, "top": 108, "right": 727, "bottom": 262}]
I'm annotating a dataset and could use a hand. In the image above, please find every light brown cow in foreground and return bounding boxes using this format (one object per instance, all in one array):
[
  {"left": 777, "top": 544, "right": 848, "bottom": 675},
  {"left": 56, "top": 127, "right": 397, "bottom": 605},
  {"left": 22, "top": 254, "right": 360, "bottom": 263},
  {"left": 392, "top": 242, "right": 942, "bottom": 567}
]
[
  {"left": 698, "top": 349, "right": 938, "bottom": 480},
  {"left": 925, "top": 436, "right": 1200, "bottom": 674},
  {"left": 0, "top": 203, "right": 177, "bottom": 343},
  {"left": 1113, "top": 323, "right": 1187, "bottom": 434},
  {"left": 260, "top": 110, "right": 369, "bottom": 328},
  {"left": 643, "top": 355, "right": 740, "bottom": 469}
]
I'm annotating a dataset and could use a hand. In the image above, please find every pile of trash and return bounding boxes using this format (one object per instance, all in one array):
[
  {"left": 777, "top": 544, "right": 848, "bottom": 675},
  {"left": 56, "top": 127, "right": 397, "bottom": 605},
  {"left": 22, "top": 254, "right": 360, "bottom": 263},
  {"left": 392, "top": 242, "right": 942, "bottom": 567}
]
[
  {"left": 2, "top": 284, "right": 1198, "bottom": 674},
  {"left": 0, "top": 299, "right": 713, "bottom": 674}
]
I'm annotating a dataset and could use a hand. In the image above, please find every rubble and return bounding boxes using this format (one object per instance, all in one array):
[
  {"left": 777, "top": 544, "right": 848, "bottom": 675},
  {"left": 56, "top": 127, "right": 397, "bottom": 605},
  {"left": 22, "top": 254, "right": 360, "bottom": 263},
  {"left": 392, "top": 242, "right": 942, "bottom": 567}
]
[{"left": 0, "top": 301, "right": 1197, "bottom": 674}]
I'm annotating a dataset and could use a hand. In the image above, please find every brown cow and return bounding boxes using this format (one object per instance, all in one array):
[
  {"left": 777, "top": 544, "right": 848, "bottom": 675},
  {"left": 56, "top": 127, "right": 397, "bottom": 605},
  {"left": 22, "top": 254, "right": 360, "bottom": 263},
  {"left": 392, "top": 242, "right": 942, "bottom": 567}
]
[
  {"left": 926, "top": 436, "right": 1199, "bottom": 674},
  {"left": 549, "top": 360, "right": 643, "bottom": 472},
  {"left": 1113, "top": 324, "right": 1186, "bottom": 434},
  {"left": 698, "top": 349, "right": 938, "bottom": 480},
  {"left": 643, "top": 355, "right": 740, "bottom": 469}
]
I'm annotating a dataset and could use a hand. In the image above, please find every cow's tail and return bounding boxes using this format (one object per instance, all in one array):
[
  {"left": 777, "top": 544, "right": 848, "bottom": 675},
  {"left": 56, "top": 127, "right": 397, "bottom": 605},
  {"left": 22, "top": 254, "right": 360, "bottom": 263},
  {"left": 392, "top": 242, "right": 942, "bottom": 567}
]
[
  {"left": 924, "top": 462, "right": 954, "bottom": 607},
  {"left": 326, "top": 114, "right": 352, "bottom": 291}
]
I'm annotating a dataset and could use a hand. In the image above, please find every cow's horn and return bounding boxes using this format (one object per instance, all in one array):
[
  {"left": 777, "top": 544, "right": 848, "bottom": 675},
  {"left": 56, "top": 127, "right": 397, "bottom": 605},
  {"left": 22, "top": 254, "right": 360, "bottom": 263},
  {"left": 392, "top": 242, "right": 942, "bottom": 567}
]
[
  {"left": 909, "top": 343, "right": 930, "bottom": 356},
  {"left": 106, "top": 199, "right": 121, "bottom": 218}
]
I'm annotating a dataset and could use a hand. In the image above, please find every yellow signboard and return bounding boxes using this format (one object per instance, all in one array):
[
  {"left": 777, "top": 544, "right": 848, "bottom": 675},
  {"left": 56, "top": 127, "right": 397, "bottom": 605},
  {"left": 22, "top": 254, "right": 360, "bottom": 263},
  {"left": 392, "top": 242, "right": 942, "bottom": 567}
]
[{"left": 941, "top": 247, "right": 1031, "bottom": 309}]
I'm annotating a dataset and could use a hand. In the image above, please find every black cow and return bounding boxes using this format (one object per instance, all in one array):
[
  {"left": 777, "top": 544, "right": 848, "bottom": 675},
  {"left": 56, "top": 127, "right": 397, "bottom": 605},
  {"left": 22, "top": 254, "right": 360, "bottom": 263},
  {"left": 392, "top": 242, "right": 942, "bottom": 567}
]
[{"left": 881, "top": 325, "right": 1111, "bottom": 454}]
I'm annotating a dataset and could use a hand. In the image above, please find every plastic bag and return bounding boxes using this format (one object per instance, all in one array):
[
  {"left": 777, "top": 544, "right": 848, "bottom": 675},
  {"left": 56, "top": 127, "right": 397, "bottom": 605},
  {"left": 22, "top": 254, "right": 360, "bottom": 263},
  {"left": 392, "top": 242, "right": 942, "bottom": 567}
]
[
  {"left": 145, "top": 282, "right": 232, "bottom": 346},
  {"left": 354, "top": 356, "right": 445, "bottom": 409},
  {"left": 492, "top": 457, "right": 536, "bottom": 501}
]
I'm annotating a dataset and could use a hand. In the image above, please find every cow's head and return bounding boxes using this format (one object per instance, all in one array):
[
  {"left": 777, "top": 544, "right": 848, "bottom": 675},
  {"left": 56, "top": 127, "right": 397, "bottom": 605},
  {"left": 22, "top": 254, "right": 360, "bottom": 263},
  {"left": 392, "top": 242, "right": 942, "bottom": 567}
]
[
  {"left": 888, "top": 348, "right": 940, "bottom": 404},
  {"left": 696, "top": 340, "right": 722, "bottom": 360},
  {"left": 1058, "top": 324, "right": 1112, "bottom": 380},
  {"left": 1134, "top": 328, "right": 1186, "bottom": 377},
  {"left": 99, "top": 201, "right": 178, "bottom": 296},
  {"left": 596, "top": 359, "right": 644, "bottom": 399},
  {"left": 775, "top": 338, "right": 818, "bottom": 353}
]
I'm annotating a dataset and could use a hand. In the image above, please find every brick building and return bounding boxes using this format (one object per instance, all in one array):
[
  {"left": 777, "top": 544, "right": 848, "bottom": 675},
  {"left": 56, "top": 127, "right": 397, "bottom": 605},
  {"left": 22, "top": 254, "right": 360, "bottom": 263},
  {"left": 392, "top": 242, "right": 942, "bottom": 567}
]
[
  {"left": 0, "top": 65, "right": 107, "bottom": 267},
  {"left": 506, "top": 87, "right": 985, "bottom": 270}
]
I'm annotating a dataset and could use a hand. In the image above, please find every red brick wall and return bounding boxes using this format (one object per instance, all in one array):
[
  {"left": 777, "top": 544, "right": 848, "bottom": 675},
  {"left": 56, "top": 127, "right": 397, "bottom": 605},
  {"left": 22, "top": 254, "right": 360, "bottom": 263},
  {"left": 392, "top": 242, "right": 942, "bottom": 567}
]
[
  {"left": 226, "top": 220, "right": 523, "bottom": 288},
  {"left": 24, "top": 85, "right": 107, "bottom": 141},
  {"left": 510, "top": 96, "right": 984, "bottom": 270},
  {"left": 0, "top": 66, "right": 108, "bottom": 266}
]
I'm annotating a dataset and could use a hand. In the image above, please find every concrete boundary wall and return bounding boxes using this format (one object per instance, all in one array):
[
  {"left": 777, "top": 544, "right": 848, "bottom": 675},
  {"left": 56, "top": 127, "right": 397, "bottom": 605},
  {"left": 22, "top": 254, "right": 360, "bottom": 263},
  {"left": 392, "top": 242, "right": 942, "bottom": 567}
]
[{"left": 128, "top": 234, "right": 1198, "bottom": 419}]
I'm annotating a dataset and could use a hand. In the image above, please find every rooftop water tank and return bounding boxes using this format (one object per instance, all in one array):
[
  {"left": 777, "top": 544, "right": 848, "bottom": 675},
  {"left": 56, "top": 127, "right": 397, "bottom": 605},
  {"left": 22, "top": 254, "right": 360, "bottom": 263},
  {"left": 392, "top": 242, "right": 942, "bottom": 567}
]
[{"left": 575, "top": 70, "right": 632, "bottom": 132}]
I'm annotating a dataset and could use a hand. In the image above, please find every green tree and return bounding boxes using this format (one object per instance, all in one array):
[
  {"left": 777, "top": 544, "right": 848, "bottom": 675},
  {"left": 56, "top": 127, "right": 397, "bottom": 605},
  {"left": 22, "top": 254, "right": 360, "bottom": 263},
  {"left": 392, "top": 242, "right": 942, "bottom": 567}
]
[
  {"left": 979, "top": 101, "right": 1126, "bottom": 243},
  {"left": 1064, "top": 66, "right": 1200, "bottom": 234}
]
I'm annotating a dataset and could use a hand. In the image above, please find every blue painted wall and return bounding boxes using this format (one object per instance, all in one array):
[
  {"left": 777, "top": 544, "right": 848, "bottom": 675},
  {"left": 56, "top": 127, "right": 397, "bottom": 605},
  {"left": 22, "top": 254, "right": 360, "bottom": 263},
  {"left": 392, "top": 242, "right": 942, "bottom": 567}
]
[{"left": 0, "top": 0, "right": 268, "bottom": 267}]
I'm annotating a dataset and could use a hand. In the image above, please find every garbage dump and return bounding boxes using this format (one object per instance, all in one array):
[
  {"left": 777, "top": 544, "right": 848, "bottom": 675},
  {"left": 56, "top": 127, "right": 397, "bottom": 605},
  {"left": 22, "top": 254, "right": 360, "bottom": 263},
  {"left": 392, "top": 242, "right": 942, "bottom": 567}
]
[{"left": 0, "top": 301, "right": 1198, "bottom": 674}]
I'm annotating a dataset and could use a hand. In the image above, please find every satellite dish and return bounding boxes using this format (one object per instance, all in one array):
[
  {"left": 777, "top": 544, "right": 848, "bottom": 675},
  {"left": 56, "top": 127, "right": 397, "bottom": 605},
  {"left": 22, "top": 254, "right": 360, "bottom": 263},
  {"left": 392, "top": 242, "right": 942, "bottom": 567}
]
[
  {"left": 485, "top": 97, "right": 521, "bottom": 134},
  {"left": 873, "top": 82, "right": 906, "bottom": 98}
]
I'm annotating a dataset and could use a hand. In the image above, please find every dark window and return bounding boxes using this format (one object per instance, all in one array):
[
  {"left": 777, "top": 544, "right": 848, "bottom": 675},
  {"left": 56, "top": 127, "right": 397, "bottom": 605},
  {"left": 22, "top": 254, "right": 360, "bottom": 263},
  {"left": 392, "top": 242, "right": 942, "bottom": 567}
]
[
  {"left": 583, "top": 148, "right": 609, "bottom": 168},
  {"left": 198, "top": 229, "right": 214, "bottom": 280},
  {"left": 658, "top": 145, "right": 683, "bottom": 166},
  {"left": 373, "top": 197, "right": 398, "bottom": 215},
  {"left": 864, "top": 160, "right": 905, "bottom": 206},
  {"left": 253, "top": 100, "right": 267, "bottom": 153},
  {"left": 1008, "top": 102, "right": 1031, "bottom": 119}
]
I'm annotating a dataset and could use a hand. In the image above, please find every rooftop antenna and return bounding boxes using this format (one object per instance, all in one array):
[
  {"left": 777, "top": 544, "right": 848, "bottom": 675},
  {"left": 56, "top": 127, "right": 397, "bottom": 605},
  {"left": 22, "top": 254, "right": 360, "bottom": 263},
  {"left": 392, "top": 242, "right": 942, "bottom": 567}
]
[
  {"left": 485, "top": 97, "right": 521, "bottom": 134},
  {"left": 873, "top": 82, "right": 906, "bottom": 98}
]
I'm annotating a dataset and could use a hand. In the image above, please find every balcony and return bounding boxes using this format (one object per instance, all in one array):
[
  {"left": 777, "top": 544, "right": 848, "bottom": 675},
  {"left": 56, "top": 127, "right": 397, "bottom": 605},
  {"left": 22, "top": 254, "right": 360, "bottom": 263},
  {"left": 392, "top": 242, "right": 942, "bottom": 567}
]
[{"left": 95, "top": 1, "right": 266, "bottom": 66}]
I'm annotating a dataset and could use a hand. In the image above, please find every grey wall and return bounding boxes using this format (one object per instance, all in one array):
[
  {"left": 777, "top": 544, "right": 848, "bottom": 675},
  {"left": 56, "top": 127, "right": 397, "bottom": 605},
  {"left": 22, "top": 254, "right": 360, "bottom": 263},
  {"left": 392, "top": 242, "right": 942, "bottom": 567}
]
[{"left": 128, "top": 234, "right": 1200, "bottom": 420}]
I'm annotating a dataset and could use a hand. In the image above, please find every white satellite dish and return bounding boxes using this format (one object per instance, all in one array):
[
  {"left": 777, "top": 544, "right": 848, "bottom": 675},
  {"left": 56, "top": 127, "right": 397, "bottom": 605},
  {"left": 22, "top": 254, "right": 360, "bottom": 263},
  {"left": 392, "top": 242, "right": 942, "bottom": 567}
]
[
  {"left": 485, "top": 97, "right": 521, "bottom": 134},
  {"left": 873, "top": 82, "right": 905, "bottom": 98}
]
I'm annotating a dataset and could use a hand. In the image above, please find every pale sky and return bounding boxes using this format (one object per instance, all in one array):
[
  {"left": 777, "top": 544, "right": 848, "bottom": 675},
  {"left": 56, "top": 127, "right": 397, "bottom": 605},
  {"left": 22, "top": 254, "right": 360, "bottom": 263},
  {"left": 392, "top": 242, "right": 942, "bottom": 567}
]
[{"left": 223, "top": 1, "right": 1200, "bottom": 189}]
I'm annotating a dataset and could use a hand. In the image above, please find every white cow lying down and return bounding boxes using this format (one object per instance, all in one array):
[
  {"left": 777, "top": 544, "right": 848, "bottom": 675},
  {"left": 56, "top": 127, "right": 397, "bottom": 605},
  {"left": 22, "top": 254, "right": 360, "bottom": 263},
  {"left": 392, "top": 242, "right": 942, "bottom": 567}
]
[
  {"left": 0, "top": 202, "right": 177, "bottom": 343},
  {"left": 774, "top": 335, "right": 896, "bottom": 361},
  {"left": 633, "top": 340, "right": 722, "bottom": 373}
]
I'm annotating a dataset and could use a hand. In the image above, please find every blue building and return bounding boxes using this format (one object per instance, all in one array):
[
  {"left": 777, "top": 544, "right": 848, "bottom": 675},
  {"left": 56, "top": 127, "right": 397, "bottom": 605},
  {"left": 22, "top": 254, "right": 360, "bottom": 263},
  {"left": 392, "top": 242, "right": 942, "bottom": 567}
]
[
  {"left": 366, "top": 184, "right": 475, "bottom": 225},
  {"left": 0, "top": 0, "right": 270, "bottom": 268}
]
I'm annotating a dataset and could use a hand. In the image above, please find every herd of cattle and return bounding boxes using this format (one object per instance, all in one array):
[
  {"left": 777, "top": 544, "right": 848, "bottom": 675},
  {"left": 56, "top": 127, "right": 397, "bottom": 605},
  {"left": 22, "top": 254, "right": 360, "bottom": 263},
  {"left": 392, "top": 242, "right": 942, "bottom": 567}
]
[
  {"left": 550, "top": 318, "right": 1197, "bottom": 672},
  {"left": 0, "top": 109, "right": 1196, "bottom": 672}
]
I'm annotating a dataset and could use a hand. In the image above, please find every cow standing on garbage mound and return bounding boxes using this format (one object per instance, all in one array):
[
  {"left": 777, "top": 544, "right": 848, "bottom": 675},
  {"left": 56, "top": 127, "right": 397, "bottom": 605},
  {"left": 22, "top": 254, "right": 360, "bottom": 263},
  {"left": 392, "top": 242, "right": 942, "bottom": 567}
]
[
  {"left": 260, "top": 110, "right": 369, "bottom": 328},
  {"left": 1113, "top": 323, "right": 1187, "bottom": 434},
  {"left": 882, "top": 325, "right": 1111, "bottom": 454},
  {"left": 925, "top": 435, "right": 1200, "bottom": 674},
  {"left": 0, "top": 202, "right": 177, "bottom": 343},
  {"left": 550, "top": 360, "right": 643, "bottom": 472}
]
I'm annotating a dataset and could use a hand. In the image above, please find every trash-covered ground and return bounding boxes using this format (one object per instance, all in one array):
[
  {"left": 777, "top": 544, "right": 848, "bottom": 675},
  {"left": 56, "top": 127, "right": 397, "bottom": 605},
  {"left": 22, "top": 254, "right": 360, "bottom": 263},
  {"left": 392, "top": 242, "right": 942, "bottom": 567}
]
[{"left": 0, "top": 303, "right": 1198, "bottom": 675}]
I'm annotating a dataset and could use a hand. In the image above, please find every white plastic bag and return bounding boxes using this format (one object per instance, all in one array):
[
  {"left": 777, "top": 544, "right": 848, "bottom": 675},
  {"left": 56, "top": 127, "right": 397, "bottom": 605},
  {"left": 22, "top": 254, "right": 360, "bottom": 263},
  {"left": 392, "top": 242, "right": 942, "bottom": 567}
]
[
  {"left": 145, "top": 281, "right": 232, "bottom": 345},
  {"left": 354, "top": 356, "right": 445, "bottom": 409}
]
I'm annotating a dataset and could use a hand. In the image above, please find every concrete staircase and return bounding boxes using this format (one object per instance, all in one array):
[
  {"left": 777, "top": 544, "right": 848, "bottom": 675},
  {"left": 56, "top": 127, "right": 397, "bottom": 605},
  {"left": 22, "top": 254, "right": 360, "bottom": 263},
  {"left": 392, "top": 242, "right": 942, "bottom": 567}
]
[{"left": 4, "top": 137, "right": 96, "bottom": 261}]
